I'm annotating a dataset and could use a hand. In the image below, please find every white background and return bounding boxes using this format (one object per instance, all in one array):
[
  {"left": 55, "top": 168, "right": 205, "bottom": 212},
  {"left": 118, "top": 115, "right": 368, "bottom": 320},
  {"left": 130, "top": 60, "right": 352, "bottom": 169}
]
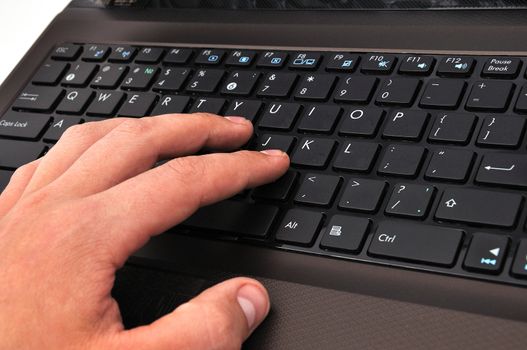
[{"left": 0, "top": 0, "right": 71, "bottom": 85}]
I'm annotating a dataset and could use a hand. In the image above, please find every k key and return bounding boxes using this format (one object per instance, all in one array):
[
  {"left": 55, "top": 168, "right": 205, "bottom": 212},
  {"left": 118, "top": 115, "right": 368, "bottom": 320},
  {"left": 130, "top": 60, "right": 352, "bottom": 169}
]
[{"left": 291, "top": 138, "right": 335, "bottom": 168}]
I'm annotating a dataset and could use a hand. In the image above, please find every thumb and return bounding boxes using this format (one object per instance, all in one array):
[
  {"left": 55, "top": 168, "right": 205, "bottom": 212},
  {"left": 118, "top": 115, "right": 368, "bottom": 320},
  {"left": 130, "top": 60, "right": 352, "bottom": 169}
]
[{"left": 119, "top": 277, "right": 270, "bottom": 350}]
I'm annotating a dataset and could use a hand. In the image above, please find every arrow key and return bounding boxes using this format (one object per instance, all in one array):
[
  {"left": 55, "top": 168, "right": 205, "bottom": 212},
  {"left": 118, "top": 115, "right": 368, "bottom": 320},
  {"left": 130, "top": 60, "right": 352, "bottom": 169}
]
[{"left": 463, "top": 233, "right": 509, "bottom": 274}]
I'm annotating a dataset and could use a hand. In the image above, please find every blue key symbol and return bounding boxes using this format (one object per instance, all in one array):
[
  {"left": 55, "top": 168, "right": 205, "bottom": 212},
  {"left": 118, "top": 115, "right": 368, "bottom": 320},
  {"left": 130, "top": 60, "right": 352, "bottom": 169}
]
[
  {"left": 122, "top": 51, "right": 131, "bottom": 58},
  {"left": 239, "top": 56, "right": 250, "bottom": 63},
  {"left": 524, "top": 263, "right": 527, "bottom": 271},
  {"left": 342, "top": 60, "right": 353, "bottom": 67},
  {"left": 208, "top": 55, "right": 219, "bottom": 62},
  {"left": 271, "top": 57, "right": 282, "bottom": 65}
]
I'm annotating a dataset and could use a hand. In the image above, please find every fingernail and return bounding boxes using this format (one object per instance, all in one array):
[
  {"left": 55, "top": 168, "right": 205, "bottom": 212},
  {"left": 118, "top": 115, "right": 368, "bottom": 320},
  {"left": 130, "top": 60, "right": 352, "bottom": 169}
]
[
  {"left": 237, "top": 284, "right": 269, "bottom": 330},
  {"left": 225, "top": 116, "right": 250, "bottom": 124},
  {"left": 260, "top": 149, "right": 285, "bottom": 156}
]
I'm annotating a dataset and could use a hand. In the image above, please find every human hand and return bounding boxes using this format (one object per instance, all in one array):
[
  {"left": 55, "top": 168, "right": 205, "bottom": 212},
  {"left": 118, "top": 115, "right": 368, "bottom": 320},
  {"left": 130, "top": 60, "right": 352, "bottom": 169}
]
[{"left": 0, "top": 113, "right": 289, "bottom": 349}]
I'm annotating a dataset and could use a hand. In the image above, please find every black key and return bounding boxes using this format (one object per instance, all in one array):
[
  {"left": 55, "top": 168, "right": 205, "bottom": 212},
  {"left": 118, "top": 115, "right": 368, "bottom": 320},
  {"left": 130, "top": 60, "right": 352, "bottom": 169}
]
[
  {"left": 325, "top": 53, "right": 359, "bottom": 72},
  {"left": 294, "top": 174, "right": 340, "bottom": 206},
  {"left": 183, "top": 200, "right": 278, "bottom": 237},
  {"left": 382, "top": 110, "right": 429, "bottom": 140},
  {"left": 466, "top": 81, "right": 514, "bottom": 111},
  {"left": 186, "top": 69, "right": 224, "bottom": 93},
  {"left": 338, "top": 179, "right": 386, "bottom": 213},
  {"left": 435, "top": 188, "right": 522, "bottom": 228},
  {"left": 294, "top": 74, "right": 336, "bottom": 101},
  {"left": 320, "top": 215, "right": 369, "bottom": 253},
  {"left": 398, "top": 55, "right": 434, "bottom": 75},
  {"left": 476, "top": 115, "right": 525, "bottom": 148},
  {"left": 12, "top": 86, "right": 63, "bottom": 112},
  {"left": 334, "top": 76, "right": 377, "bottom": 103},
  {"left": 476, "top": 153, "right": 527, "bottom": 188},
  {"left": 195, "top": 49, "right": 225, "bottom": 65},
  {"left": 425, "top": 148, "right": 475, "bottom": 182},
  {"left": 33, "top": 61, "right": 68, "bottom": 85},
  {"left": 56, "top": 89, "right": 94, "bottom": 114},
  {"left": 515, "top": 85, "right": 527, "bottom": 113},
  {"left": 188, "top": 98, "right": 226, "bottom": 115},
  {"left": 437, "top": 56, "right": 475, "bottom": 77},
  {"left": 0, "top": 112, "right": 51, "bottom": 140},
  {"left": 224, "top": 100, "right": 262, "bottom": 122},
  {"left": 511, "top": 240, "right": 527, "bottom": 278},
  {"left": 152, "top": 67, "right": 191, "bottom": 92},
  {"left": 121, "top": 65, "right": 159, "bottom": 90},
  {"left": 259, "top": 103, "right": 301, "bottom": 130},
  {"left": 135, "top": 47, "right": 164, "bottom": 63},
  {"left": 291, "top": 138, "right": 335, "bottom": 168},
  {"left": 368, "top": 221, "right": 463, "bottom": 267},
  {"left": 151, "top": 95, "right": 190, "bottom": 115},
  {"left": 482, "top": 57, "right": 521, "bottom": 78},
  {"left": 333, "top": 142, "right": 380, "bottom": 173},
  {"left": 257, "top": 51, "right": 288, "bottom": 68},
  {"left": 428, "top": 112, "right": 476, "bottom": 144},
  {"left": 0, "top": 140, "right": 45, "bottom": 169},
  {"left": 419, "top": 79, "right": 466, "bottom": 109},
  {"left": 43, "top": 117, "right": 83, "bottom": 143},
  {"left": 117, "top": 93, "right": 157, "bottom": 117},
  {"left": 275, "top": 209, "right": 323, "bottom": 246},
  {"left": 108, "top": 46, "right": 137, "bottom": 62},
  {"left": 82, "top": 44, "right": 110, "bottom": 62},
  {"left": 0, "top": 170, "right": 13, "bottom": 192},
  {"left": 257, "top": 72, "right": 297, "bottom": 98},
  {"left": 86, "top": 91, "right": 125, "bottom": 117},
  {"left": 91, "top": 64, "right": 127, "bottom": 89},
  {"left": 339, "top": 108, "right": 384, "bottom": 137},
  {"left": 289, "top": 52, "right": 321, "bottom": 70},
  {"left": 361, "top": 54, "right": 396, "bottom": 74},
  {"left": 220, "top": 71, "right": 260, "bottom": 96},
  {"left": 464, "top": 233, "right": 508, "bottom": 274},
  {"left": 225, "top": 50, "right": 256, "bottom": 67},
  {"left": 62, "top": 63, "right": 98, "bottom": 87},
  {"left": 255, "top": 134, "right": 295, "bottom": 154},
  {"left": 377, "top": 144, "right": 425, "bottom": 177},
  {"left": 163, "top": 48, "right": 193, "bottom": 65},
  {"left": 253, "top": 171, "right": 297, "bottom": 201},
  {"left": 385, "top": 183, "right": 435, "bottom": 218},
  {"left": 51, "top": 44, "right": 81, "bottom": 61},
  {"left": 297, "top": 105, "right": 341, "bottom": 134},
  {"left": 375, "top": 78, "right": 420, "bottom": 106}
]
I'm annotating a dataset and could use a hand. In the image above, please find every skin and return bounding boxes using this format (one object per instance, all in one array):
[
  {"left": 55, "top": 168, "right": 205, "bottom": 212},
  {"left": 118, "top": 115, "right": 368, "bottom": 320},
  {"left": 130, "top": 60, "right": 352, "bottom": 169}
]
[{"left": 0, "top": 113, "right": 290, "bottom": 350}]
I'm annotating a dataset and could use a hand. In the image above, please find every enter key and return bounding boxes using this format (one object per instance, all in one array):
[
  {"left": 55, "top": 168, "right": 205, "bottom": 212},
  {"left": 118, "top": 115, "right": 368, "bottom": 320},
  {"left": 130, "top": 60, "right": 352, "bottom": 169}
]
[{"left": 476, "top": 153, "right": 527, "bottom": 188}]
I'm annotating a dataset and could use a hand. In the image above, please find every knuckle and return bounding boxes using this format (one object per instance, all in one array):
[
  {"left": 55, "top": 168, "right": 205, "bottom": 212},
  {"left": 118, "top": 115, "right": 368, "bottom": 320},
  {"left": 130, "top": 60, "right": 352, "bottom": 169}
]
[
  {"left": 165, "top": 156, "right": 207, "bottom": 181},
  {"left": 11, "top": 161, "right": 37, "bottom": 179},
  {"left": 113, "top": 118, "right": 152, "bottom": 137}
]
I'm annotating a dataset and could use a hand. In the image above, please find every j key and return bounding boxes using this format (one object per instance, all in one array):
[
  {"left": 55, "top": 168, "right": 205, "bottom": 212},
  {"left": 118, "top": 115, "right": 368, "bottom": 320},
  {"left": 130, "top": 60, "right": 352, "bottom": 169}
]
[
  {"left": 117, "top": 93, "right": 157, "bottom": 117},
  {"left": 378, "top": 144, "right": 425, "bottom": 177},
  {"left": 511, "top": 239, "right": 527, "bottom": 278},
  {"left": 375, "top": 78, "right": 420, "bottom": 106},
  {"left": 152, "top": 68, "right": 191, "bottom": 92},
  {"left": 425, "top": 148, "right": 475, "bottom": 182},
  {"left": 253, "top": 171, "right": 298, "bottom": 201},
  {"left": 0, "top": 170, "right": 13, "bottom": 192},
  {"left": 297, "top": 105, "right": 341, "bottom": 133},
  {"left": 91, "top": 64, "right": 127, "bottom": 89},
  {"left": 82, "top": 44, "right": 110, "bottom": 62},
  {"left": 339, "top": 108, "right": 384, "bottom": 137},
  {"left": 0, "top": 112, "right": 51, "bottom": 140},
  {"left": 294, "top": 174, "right": 340, "bottom": 206},
  {"left": 275, "top": 209, "right": 323, "bottom": 246},
  {"left": 334, "top": 76, "right": 377, "bottom": 103},
  {"left": 437, "top": 56, "right": 475, "bottom": 77},
  {"left": 33, "top": 62, "right": 68, "bottom": 85},
  {"left": 56, "top": 89, "right": 93, "bottom": 114},
  {"left": 482, "top": 57, "right": 521, "bottom": 79},
  {"left": 0, "top": 140, "right": 46, "bottom": 169},
  {"left": 361, "top": 54, "right": 396, "bottom": 74},
  {"left": 338, "top": 178, "right": 386, "bottom": 213},
  {"left": 464, "top": 233, "right": 509, "bottom": 274},
  {"left": 398, "top": 56, "right": 434, "bottom": 75},
  {"left": 256, "top": 134, "right": 295, "bottom": 154},
  {"left": 257, "top": 51, "right": 288, "bottom": 68},
  {"left": 12, "top": 86, "right": 63, "bottom": 112},
  {"left": 62, "top": 63, "right": 98, "bottom": 87},
  {"left": 151, "top": 95, "right": 190, "bottom": 115},
  {"left": 291, "top": 138, "right": 335, "bottom": 168},
  {"left": 320, "top": 215, "right": 370, "bottom": 253},
  {"left": 186, "top": 69, "right": 224, "bottom": 93},
  {"left": 225, "top": 50, "right": 256, "bottom": 67},
  {"left": 224, "top": 100, "right": 262, "bottom": 123},
  {"left": 257, "top": 72, "right": 297, "bottom": 98},
  {"left": 476, "top": 116, "right": 525, "bottom": 148},
  {"left": 108, "top": 46, "right": 137, "bottom": 63},
  {"left": 476, "top": 153, "right": 527, "bottom": 188},
  {"left": 51, "top": 44, "right": 81, "bottom": 61},
  {"left": 294, "top": 74, "right": 336, "bottom": 101},
  {"left": 163, "top": 48, "right": 193, "bottom": 65},
  {"left": 333, "top": 142, "right": 380, "bottom": 173},
  {"left": 221, "top": 71, "right": 260, "bottom": 96},
  {"left": 466, "top": 81, "right": 514, "bottom": 111},
  {"left": 515, "top": 85, "right": 527, "bottom": 113},
  {"left": 419, "top": 79, "right": 466, "bottom": 109},
  {"left": 259, "top": 103, "right": 301, "bottom": 130},
  {"left": 435, "top": 188, "right": 522, "bottom": 228},
  {"left": 368, "top": 221, "right": 463, "bottom": 267},
  {"left": 325, "top": 53, "right": 359, "bottom": 72},
  {"left": 195, "top": 49, "right": 225, "bottom": 65},
  {"left": 183, "top": 200, "right": 278, "bottom": 237},
  {"left": 43, "top": 117, "right": 83, "bottom": 143},
  {"left": 86, "top": 91, "right": 126, "bottom": 116},
  {"left": 135, "top": 47, "right": 164, "bottom": 63},
  {"left": 289, "top": 52, "right": 321, "bottom": 70},
  {"left": 385, "top": 183, "right": 435, "bottom": 218},
  {"left": 382, "top": 110, "right": 429, "bottom": 140},
  {"left": 428, "top": 113, "right": 476, "bottom": 144},
  {"left": 188, "top": 98, "right": 226, "bottom": 115},
  {"left": 121, "top": 66, "right": 159, "bottom": 90}
]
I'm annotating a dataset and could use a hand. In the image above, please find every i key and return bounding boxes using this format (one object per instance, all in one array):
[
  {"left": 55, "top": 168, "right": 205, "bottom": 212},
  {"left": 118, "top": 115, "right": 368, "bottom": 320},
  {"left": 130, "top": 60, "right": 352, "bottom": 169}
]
[
  {"left": 385, "top": 183, "right": 435, "bottom": 218},
  {"left": 294, "top": 174, "right": 341, "bottom": 206}
]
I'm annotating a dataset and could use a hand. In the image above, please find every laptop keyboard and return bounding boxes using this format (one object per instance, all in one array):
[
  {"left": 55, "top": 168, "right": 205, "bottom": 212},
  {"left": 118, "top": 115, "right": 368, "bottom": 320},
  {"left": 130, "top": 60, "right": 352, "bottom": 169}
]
[{"left": 4, "top": 43, "right": 527, "bottom": 286}]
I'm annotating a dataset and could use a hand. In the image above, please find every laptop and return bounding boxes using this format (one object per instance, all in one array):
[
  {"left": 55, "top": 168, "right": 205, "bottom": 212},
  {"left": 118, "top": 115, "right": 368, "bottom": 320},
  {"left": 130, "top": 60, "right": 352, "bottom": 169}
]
[{"left": 1, "top": 0, "right": 527, "bottom": 348}]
